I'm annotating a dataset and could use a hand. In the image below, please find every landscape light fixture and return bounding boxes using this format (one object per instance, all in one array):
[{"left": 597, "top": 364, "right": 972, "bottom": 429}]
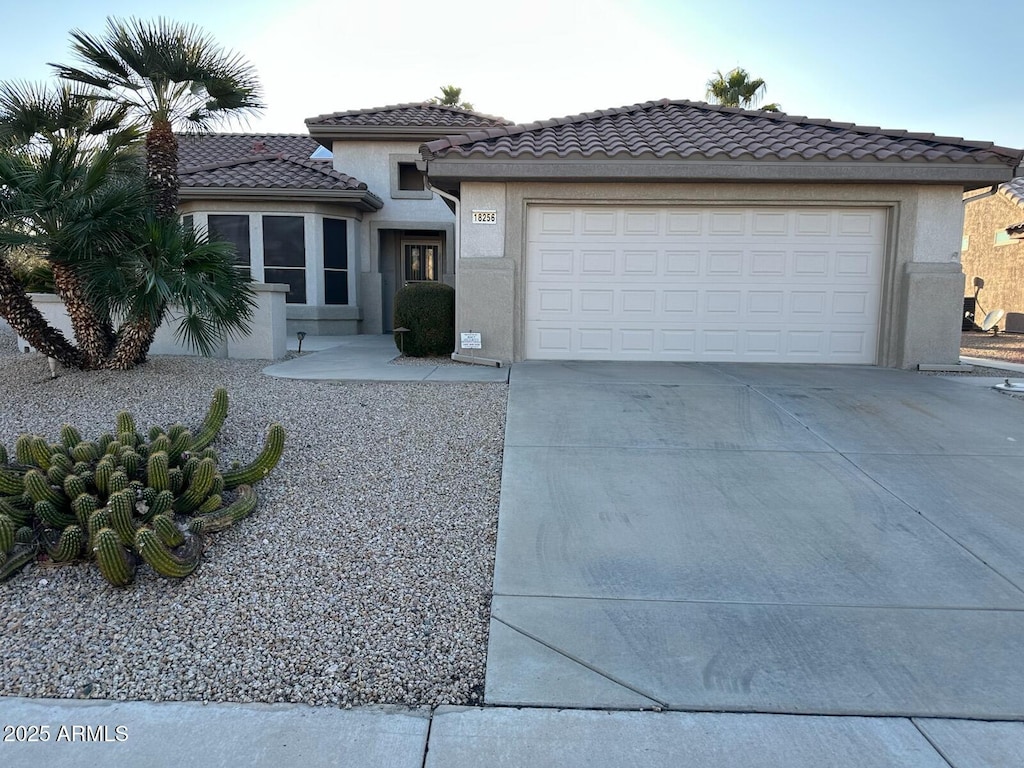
[{"left": 394, "top": 327, "right": 410, "bottom": 354}]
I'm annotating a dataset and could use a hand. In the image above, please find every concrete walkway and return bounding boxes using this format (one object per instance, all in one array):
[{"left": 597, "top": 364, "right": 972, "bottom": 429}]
[
  {"left": 5, "top": 353, "right": 1024, "bottom": 766},
  {"left": 2, "top": 697, "right": 1022, "bottom": 766},
  {"left": 263, "top": 334, "right": 508, "bottom": 382}
]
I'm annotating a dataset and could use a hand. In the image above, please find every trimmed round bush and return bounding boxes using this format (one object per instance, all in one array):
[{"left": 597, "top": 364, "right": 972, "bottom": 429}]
[{"left": 393, "top": 282, "right": 455, "bottom": 357}]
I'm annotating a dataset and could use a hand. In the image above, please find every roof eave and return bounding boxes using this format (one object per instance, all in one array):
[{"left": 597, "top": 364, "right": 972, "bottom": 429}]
[
  {"left": 421, "top": 157, "right": 1018, "bottom": 188},
  {"left": 179, "top": 186, "right": 384, "bottom": 211}
]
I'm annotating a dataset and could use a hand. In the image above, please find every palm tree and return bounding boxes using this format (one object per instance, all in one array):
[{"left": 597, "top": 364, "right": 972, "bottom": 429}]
[
  {"left": 0, "top": 248, "right": 85, "bottom": 367},
  {"left": 430, "top": 85, "right": 474, "bottom": 111},
  {"left": 82, "top": 215, "right": 257, "bottom": 369},
  {"left": 0, "top": 78, "right": 256, "bottom": 371},
  {"left": 706, "top": 67, "right": 781, "bottom": 112},
  {"left": 0, "top": 82, "right": 146, "bottom": 367},
  {"left": 52, "top": 17, "right": 263, "bottom": 220}
]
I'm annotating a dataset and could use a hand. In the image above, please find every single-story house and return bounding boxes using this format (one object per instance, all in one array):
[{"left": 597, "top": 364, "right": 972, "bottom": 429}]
[
  {"left": 962, "top": 178, "right": 1024, "bottom": 331},
  {"left": 180, "top": 99, "right": 1023, "bottom": 367}
]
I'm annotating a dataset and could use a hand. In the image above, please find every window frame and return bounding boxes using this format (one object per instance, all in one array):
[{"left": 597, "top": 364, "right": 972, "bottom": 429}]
[
  {"left": 262, "top": 214, "right": 307, "bottom": 304},
  {"left": 207, "top": 213, "right": 252, "bottom": 267},
  {"left": 323, "top": 217, "right": 349, "bottom": 305},
  {"left": 389, "top": 154, "right": 432, "bottom": 200}
]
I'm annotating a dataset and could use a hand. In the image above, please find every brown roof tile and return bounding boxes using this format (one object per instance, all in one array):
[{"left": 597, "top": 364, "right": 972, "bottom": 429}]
[
  {"left": 1000, "top": 177, "right": 1024, "bottom": 206},
  {"left": 421, "top": 99, "right": 1024, "bottom": 167},
  {"left": 180, "top": 154, "right": 367, "bottom": 191},
  {"left": 306, "top": 102, "right": 511, "bottom": 129},
  {"left": 178, "top": 134, "right": 321, "bottom": 168},
  {"left": 177, "top": 133, "right": 370, "bottom": 192}
]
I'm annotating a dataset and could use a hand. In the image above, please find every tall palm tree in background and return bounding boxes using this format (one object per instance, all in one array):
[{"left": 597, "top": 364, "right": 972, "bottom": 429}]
[
  {"left": 52, "top": 17, "right": 263, "bottom": 220},
  {"left": 706, "top": 67, "right": 781, "bottom": 112}
]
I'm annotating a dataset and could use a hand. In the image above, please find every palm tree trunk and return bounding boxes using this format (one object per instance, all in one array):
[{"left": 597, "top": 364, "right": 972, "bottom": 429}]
[
  {"left": 51, "top": 263, "right": 113, "bottom": 368},
  {"left": 145, "top": 120, "right": 179, "bottom": 220},
  {"left": 0, "top": 258, "right": 86, "bottom": 368},
  {"left": 102, "top": 314, "right": 155, "bottom": 370}
]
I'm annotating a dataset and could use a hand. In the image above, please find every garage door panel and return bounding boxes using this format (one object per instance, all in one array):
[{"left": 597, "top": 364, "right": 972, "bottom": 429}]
[
  {"left": 526, "top": 206, "right": 884, "bottom": 363},
  {"left": 750, "top": 250, "right": 787, "bottom": 275},
  {"left": 580, "top": 250, "right": 615, "bottom": 275},
  {"left": 666, "top": 250, "right": 701, "bottom": 274},
  {"left": 536, "top": 248, "right": 574, "bottom": 274}
]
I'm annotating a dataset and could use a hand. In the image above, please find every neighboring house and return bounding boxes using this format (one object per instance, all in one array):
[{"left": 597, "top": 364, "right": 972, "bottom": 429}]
[
  {"left": 179, "top": 99, "right": 1023, "bottom": 367},
  {"left": 421, "top": 100, "right": 1022, "bottom": 367},
  {"left": 178, "top": 104, "right": 511, "bottom": 336},
  {"left": 962, "top": 178, "right": 1024, "bottom": 331}
]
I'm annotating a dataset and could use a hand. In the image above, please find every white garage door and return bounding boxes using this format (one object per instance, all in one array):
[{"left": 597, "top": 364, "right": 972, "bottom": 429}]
[{"left": 525, "top": 205, "right": 886, "bottom": 363}]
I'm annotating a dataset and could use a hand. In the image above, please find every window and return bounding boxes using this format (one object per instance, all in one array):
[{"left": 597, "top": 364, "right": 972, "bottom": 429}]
[
  {"left": 263, "top": 216, "right": 306, "bottom": 303},
  {"left": 995, "top": 229, "right": 1018, "bottom": 247},
  {"left": 208, "top": 214, "right": 251, "bottom": 266},
  {"left": 404, "top": 242, "right": 439, "bottom": 281},
  {"left": 389, "top": 154, "right": 432, "bottom": 199},
  {"left": 323, "top": 218, "right": 348, "bottom": 305},
  {"left": 182, "top": 214, "right": 194, "bottom": 233},
  {"left": 398, "top": 163, "right": 425, "bottom": 191}
]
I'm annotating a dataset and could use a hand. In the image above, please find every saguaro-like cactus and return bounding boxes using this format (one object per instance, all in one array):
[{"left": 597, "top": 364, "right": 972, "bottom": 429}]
[
  {"left": 135, "top": 528, "right": 201, "bottom": 578},
  {"left": 0, "top": 388, "right": 285, "bottom": 586},
  {"left": 223, "top": 424, "right": 286, "bottom": 489},
  {"left": 93, "top": 528, "right": 135, "bottom": 587}
]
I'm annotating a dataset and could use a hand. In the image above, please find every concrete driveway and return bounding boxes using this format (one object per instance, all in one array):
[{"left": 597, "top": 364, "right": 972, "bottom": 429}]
[{"left": 486, "top": 362, "right": 1024, "bottom": 718}]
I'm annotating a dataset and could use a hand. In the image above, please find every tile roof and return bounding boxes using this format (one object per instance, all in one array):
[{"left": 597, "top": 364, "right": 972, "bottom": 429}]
[
  {"left": 180, "top": 154, "right": 367, "bottom": 191},
  {"left": 178, "top": 134, "right": 321, "bottom": 168},
  {"left": 1000, "top": 177, "right": 1024, "bottom": 206},
  {"left": 420, "top": 99, "right": 1023, "bottom": 167},
  {"left": 177, "top": 133, "right": 382, "bottom": 210},
  {"left": 306, "top": 103, "right": 511, "bottom": 129}
]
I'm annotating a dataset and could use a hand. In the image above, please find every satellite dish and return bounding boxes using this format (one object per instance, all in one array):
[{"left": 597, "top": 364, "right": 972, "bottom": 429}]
[{"left": 981, "top": 309, "right": 1005, "bottom": 332}]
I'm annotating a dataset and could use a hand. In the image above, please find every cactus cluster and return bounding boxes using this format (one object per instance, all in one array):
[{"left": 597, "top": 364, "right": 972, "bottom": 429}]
[{"left": 0, "top": 388, "right": 285, "bottom": 586}]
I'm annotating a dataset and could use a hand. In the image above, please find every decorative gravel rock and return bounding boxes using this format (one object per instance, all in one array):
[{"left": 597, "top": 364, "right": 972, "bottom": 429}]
[{"left": 0, "top": 348, "right": 506, "bottom": 708}]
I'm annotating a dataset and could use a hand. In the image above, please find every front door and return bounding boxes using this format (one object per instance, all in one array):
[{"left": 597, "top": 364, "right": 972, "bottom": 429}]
[{"left": 402, "top": 238, "right": 442, "bottom": 283}]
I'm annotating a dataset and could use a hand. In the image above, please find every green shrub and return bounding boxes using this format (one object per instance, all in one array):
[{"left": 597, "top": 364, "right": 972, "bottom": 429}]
[
  {"left": 0, "top": 388, "right": 286, "bottom": 586},
  {"left": 393, "top": 282, "right": 455, "bottom": 357}
]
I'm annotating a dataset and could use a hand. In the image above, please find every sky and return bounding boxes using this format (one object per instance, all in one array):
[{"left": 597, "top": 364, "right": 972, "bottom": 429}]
[{"left": 0, "top": 0, "right": 1021, "bottom": 151}]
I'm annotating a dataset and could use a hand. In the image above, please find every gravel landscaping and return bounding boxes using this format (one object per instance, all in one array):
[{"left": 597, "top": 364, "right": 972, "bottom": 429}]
[
  {"left": 0, "top": 325, "right": 506, "bottom": 707},
  {"left": 960, "top": 330, "right": 1024, "bottom": 366}
]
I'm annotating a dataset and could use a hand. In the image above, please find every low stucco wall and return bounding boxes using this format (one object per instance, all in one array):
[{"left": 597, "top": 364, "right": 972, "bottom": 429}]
[
  {"left": 17, "top": 283, "right": 288, "bottom": 361},
  {"left": 455, "top": 181, "right": 967, "bottom": 368}
]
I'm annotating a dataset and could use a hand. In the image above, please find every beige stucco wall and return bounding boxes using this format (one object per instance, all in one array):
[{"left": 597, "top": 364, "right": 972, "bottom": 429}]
[
  {"left": 330, "top": 140, "right": 457, "bottom": 333},
  {"left": 19, "top": 284, "right": 289, "bottom": 361},
  {"left": 961, "top": 191, "right": 1024, "bottom": 325},
  {"left": 455, "top": 181, "right": 967, "bottom": 368}
]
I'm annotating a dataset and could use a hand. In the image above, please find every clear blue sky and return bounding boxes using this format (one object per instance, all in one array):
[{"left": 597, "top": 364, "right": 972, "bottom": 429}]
[{"left": 1, "top": 0, "right": 1020, "bottom": 150}]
